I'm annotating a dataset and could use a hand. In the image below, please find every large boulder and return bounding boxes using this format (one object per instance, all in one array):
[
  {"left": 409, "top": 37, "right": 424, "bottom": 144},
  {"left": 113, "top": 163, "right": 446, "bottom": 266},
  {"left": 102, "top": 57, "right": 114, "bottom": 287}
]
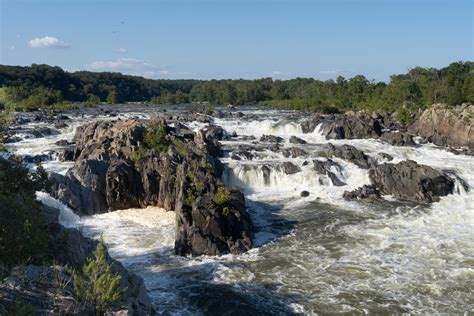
[
  {"left": 380, "top": 131, "right": 417, "bottom": 147},
  {"left": 289, "top": 136, "right": 307, "bottom": 144},
  {"left": 369, "top": 160, "right": 455, "bottom": 203},
  {"left": 343, "top": 185, "right": 381, "bottom": 202},
  {"left": 409, "top": 104, "right": 474, "bottom": 149},
  {"left": 326, "top": 143, "right": 372, "bottom": 169}
]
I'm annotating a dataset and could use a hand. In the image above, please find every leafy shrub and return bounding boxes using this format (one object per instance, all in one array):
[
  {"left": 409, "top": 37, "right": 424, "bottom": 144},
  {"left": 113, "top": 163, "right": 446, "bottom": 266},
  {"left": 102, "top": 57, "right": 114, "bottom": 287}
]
[
  {"left": 85, "top": 94, "right": 101, "bottom": 108},
  {"left": 0, "top": 111, "right": 13, "bottom": 132},
  {"left": 397, "top": 107, "right": 415, "bottom": 125},
  {"left": 142, "top": 122, "right": 169, "bottom": 154},
  {"left": 72, "top": 239, "right": 123, "bottom": 312},
  {"left": 172, "top": 139, "right": 188, "bottom": 158},
  {"left": 0, "top": 157, "right": 50, "bottom": 270},
  {"left": 213, "top": 185, "right": 231, "bottom": 206}
]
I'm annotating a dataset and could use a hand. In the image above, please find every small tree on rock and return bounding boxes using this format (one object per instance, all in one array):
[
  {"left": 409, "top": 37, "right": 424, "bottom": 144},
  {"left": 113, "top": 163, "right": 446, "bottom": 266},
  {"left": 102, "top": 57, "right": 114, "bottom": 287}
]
[{"left": 72, "top": 238, "right": 123, "bottom": 313}]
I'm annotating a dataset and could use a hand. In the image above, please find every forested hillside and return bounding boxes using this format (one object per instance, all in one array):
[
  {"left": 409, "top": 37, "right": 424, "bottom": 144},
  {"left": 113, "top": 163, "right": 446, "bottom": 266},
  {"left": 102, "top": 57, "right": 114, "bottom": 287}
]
[{"left": 0, "top": 62, "right": 472, "bottom": 113}]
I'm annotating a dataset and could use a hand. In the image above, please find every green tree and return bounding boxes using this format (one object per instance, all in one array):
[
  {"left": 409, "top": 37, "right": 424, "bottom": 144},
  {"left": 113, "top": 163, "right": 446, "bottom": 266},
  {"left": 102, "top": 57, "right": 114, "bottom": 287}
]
[
  {"left": 72, "top": 239, "right": 123, "bottom": 313},
  {"left": 85, "top": 94, "right": 101, "bottom": 107},
  {"left": 106, "top": 90, "right": 119, "bottom": 104}
]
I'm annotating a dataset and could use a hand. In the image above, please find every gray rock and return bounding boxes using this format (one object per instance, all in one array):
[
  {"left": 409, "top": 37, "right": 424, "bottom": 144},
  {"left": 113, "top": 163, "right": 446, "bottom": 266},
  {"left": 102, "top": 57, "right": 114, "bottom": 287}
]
[
  {"left": 380, "top": 131, "right": 417, "bottom": 146},
  {"left": 260, "top": 134, "right": 284, "bottom": 143},
  {"left": 289, "top": 136, "right": 307, "bottom": 144},
  {"left": 326, "top": 143, "right": 372, "bottom": 169},
  {"left": 313, "top": 159, "right": 346, "bottom": 186},
  {"left": 300, "top": 190, "right": 310, "bottom": 197},
  {"left": 282, "top": 147, "right": 308, "bottom": 158},
  {"left": 369, "top": 160, "right": 455, "bottom": 202},
  {"left": 343, "top": 185, "right": 381, "bottom": 202},
  {"left": 279, "top": 161, "right": 301, "bottom": 174}
]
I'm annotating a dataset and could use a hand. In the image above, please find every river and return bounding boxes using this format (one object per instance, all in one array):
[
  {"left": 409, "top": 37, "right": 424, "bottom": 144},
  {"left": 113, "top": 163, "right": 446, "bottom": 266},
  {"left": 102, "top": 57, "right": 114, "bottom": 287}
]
[{"left": 6, "top": 105, "right": 474, "bottom": 315}]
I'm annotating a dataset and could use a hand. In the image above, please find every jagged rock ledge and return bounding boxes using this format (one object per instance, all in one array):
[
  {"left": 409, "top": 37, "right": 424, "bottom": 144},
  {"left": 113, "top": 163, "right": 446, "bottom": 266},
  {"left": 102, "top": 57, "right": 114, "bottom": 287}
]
[{"left": 49, "top": 117, "right": 253, "bottom": 257}]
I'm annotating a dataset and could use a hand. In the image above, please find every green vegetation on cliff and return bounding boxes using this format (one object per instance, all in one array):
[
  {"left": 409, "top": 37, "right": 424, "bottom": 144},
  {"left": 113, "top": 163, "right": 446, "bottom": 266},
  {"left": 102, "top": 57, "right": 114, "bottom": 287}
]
[
  {"left": 72, "top": 239, "right": 123, "bottom": 312},
  {"left": 0, "top": 157, "right": 50, "bottom": 273},
  {"left": 0, "top": 62, "right": 472, "bottom": 113}
]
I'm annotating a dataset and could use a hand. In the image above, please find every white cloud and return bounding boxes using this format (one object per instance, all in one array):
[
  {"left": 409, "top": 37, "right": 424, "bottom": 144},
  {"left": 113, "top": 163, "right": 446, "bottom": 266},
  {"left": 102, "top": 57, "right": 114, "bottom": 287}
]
[
  {"left": 87, "top": 58, "right": 195, "bottom": 78},
  {"left": 117, "top": 47, "right": 127, "bottom": 53},
  {"left": 29, "top": 36, "right": 69, "bottom": 48},
  {"left": 319, "top": 69, "right": 354, "bottom": 76},
  {"left": 269, "top": 70, "right": 292, "bottom": 78}
]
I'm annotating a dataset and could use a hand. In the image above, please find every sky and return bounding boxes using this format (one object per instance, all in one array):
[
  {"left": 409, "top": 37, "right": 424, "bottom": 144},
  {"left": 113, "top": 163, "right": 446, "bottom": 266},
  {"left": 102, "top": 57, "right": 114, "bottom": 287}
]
[{"left": 0, "top": 0, "right": 472, "bottom": 81}]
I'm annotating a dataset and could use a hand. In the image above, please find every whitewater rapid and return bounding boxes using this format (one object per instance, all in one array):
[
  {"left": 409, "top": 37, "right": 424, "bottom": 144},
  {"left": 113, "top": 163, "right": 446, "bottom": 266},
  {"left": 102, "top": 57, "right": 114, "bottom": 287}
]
[{"left": 8, "top": 105, "right": 473, "bottom": 314}]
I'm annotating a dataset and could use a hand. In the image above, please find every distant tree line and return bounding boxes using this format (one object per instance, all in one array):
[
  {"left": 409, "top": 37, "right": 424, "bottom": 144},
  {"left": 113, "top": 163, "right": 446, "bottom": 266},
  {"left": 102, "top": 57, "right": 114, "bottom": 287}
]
[{"left": 0, "top": 62, "right": 472, "bottom": 113}]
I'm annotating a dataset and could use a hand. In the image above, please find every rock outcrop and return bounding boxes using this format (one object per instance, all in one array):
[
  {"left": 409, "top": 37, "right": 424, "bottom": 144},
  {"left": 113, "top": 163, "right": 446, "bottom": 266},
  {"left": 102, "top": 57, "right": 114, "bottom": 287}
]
[
  {"left": 368, "top": 160, "right": 455, "bottom": 202},
  {"left": 409, "top": 104, "right": 474, "bottom": 149},
  {"left": 325, "top": 143, "right": 373, "bottom": 169},
  {"left": 50, "top": 118, "right": 253, "bottom": 256}
]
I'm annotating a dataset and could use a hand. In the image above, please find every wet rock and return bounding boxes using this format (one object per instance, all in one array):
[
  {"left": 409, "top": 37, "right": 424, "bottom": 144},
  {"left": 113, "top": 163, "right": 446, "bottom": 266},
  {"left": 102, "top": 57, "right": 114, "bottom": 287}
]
[
  {"left": 343, "top": 185, "right": 381, "bottom": 202},
  {"left": 203, "top": 125, "right": 226, "bottom": 141},
  {"left": 241, "top": 135, "right": 256, "bottom": 141},
  {"left": 261, "top": 165, "right": 272, "bottom": 185},
  {"left": 300, "top": 190, "right": 310, "bottom": 197},
  {"left": 267, "top": 143, "right": 280, "bottom": 152},
  {"left": 30, "top": 126, "right": 59, "bottom": 138},
  {"left": 378, "top": 152, "right": 394, "bottom": 161},
  {"left": 289, "top": 136, "right": 307, "bottom": 144},
  {"left": 279, "top": 161, "right": 301, "bottom": 174},
  {"left": 55, "top": 139, "right": 72, "bottom": 146},
  {"left": 282, "top": 147, "right": 308, "bottom": 158},
  {"left": 54, "top": 121, "right": 68, "bottom": 129},
  {"left": 369, "top": 160, "right": 455, "bottom": 203},
  {"left": 326, "top": 143, "right": 372, "bottom": 169},
  {"left": 232, "top": 150, "right": 255, "bottom": 160},
  {"left": 260, "top": 134, "right": 284, "bottom": 143},
  {"left": 380, "top": 131, "right": 417, "bottom": 146},
  {"left": 23, "top": 154, "right": 51, "bottom": 164},
  {"left": 313, "top": 159, "right": 346, "bottom": 186}
]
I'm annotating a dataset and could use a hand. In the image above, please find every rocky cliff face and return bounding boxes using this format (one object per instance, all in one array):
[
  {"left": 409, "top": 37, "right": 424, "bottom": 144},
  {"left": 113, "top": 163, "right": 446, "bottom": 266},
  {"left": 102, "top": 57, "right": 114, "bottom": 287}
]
[
  {"left": 409, "top": 104, "right": 473, "bottom": 149},
  {"left": 50, "top": 118, "right": 253, "bottom": 257}
]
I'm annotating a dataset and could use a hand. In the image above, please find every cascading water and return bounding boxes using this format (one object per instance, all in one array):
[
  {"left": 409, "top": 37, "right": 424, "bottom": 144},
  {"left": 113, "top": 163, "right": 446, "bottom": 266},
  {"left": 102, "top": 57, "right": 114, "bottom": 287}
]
[{"left": 7, "top": 105, "right": 473, "bottom": 314}]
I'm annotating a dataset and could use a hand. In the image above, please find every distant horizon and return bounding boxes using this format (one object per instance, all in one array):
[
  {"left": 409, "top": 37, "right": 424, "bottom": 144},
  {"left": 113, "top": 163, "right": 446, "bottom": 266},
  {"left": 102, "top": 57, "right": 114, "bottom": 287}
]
[{"left": 1, "top": 0, "right": 472, "bottom": 81}]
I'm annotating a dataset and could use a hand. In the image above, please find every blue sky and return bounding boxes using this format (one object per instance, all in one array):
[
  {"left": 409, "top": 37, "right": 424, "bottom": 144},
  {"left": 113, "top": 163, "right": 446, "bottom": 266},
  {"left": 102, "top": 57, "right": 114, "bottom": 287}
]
[{"left": 0, "top": 0, "right": 472, "bottom": 81}]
